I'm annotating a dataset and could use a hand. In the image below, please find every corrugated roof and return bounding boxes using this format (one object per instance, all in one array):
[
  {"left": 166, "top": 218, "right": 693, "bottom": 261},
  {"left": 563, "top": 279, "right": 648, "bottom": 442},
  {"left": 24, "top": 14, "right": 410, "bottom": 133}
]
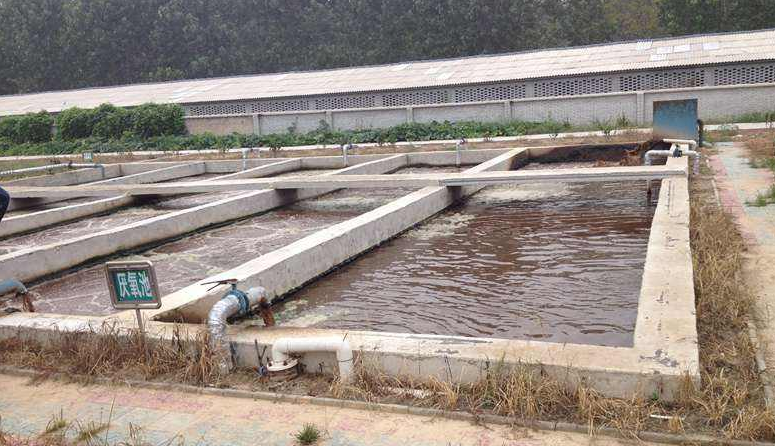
[{"left": 2, "top": 28, "right": 775, "bottom": 116}]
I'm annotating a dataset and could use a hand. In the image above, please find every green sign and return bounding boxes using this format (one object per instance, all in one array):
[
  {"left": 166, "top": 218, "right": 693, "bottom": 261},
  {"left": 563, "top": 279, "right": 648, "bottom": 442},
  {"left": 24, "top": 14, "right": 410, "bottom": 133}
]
[{"left": 105, "top": 261, "right": 161, "bottom": 310}]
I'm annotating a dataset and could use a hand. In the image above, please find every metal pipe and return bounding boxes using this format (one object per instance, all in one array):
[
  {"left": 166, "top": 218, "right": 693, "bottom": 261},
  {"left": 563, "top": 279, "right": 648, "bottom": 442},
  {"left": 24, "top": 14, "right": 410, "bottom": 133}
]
[
  {"left": 268, "top": 337, "right": 354, "bottom": 382},
  {"left": 207, "top": 285, "right": 268, "bottom": 371},
  {"left": 0, "top": 279, "right": 26, "bottom": 297},
  {"left": 0, "top": 162, "right": 104, "bottom": 177},
  {"left": 455, "top": 138, "right": 465, "bottom": 167},
  {"left": 241, "top": 148, "right": 250, "bottom": 171},
  {"left": 342, "top": 143, "right": 351, "bottom": 167}
]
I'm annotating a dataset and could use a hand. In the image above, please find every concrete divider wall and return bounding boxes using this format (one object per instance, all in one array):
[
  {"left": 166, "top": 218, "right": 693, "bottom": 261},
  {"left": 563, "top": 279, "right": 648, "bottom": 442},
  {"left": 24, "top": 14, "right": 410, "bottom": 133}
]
[
  {"left": 96, "top": 163, "right": 205, "bottom": 185},
  {"left": 0, "top": 163, "right": 208, "bottom": 238},
  {"left": 112, "top": 149, "right": 511, "bottom": 175},
  {"left": 211, "top": 159, "right": 302, "bottom": 180},
  {"left": 0, "top": 196, "right": 135, "bottom": 238},
  {"left": 153, "top": 149, "right": 525, "bottom": 323},
  {"left": 632, "top": 156, "right": 699, "bottom": 382},
  {"left": 6, "top": 166, "right": 121, "bottom": 187},
  {"left": 7, "top": 166, "right": 122, "bottom": 211},
  {"left": 0, "top": 155, "right": 408, "bottom": 283}
]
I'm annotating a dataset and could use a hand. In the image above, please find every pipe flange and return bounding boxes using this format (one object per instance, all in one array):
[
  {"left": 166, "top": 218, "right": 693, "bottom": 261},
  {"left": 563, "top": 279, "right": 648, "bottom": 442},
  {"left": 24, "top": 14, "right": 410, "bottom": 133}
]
[
  {"left": 266, "top": 358, "right": 299, "bottom": 372},
  {"left": 266, "top": 358, "right": 299, "bottom": 381}
]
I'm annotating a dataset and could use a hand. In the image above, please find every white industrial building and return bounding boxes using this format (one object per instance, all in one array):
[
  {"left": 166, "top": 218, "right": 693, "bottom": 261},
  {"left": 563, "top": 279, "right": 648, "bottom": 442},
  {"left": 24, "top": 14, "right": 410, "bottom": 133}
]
[{"left": 1, "top": 28, "right": 774, "bottom": 134}]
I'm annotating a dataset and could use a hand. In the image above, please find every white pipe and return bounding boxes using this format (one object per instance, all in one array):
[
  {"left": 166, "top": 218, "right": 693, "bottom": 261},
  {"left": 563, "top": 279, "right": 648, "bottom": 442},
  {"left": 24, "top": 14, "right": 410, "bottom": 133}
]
[
  {"left": 662, "top": 138, "right": 697, "bottom": 150},
  {"left": 645, "top": 144, "right": 700, "bottom": 174},
  {"left": 270, "top": 337, "right": 354, "bottom": 382},
  {"left": 0, "top": 162, "right": 103, "bottom": 176}
]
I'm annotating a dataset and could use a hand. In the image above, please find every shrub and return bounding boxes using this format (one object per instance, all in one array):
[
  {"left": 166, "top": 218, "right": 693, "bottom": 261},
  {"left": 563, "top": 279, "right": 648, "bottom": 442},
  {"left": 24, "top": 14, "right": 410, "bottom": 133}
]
[
  {"left": 0, "top": 112, "right": 52, "bottom": 143},
  {"left": 0, "top": 116, "right": 19, "bottom": 141},
  {"left": 56, "top": 107, "right": 96, "bottom": 140},
  {"left": 92, "top": 104, "right": 131, "bottom": 139},
  {"left": 130, "top": 103, "right": 186, "bottom": 138},
  {"left": 16, "top": 111, "right": 53, "bottom": 143}
]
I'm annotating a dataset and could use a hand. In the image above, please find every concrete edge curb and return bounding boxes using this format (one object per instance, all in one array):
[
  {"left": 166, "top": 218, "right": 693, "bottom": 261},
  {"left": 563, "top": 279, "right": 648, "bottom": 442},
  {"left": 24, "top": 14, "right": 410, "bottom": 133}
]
[{"left": 0, "top": 366, "right": 770, "bottom": 446}]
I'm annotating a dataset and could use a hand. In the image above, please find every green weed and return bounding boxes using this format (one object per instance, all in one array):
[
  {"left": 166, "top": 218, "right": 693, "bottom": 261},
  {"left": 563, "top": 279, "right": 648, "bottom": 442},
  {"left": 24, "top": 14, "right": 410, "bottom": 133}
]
[{"left": 295, "top": 424, "right": 321, "bottom": 445}]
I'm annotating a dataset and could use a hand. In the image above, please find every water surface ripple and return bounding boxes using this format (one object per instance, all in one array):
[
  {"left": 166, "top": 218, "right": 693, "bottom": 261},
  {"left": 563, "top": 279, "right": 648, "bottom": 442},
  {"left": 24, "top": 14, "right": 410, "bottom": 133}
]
[{"left": 276, "top": 180, "right": 655, "bottom": 347}]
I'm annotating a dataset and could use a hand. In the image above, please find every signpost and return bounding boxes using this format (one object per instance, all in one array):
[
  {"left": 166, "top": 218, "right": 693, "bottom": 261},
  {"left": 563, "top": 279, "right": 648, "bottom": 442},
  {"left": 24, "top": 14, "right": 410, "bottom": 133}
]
[{"left": 104, "top": 260, "right": 161, "bottom": 333}]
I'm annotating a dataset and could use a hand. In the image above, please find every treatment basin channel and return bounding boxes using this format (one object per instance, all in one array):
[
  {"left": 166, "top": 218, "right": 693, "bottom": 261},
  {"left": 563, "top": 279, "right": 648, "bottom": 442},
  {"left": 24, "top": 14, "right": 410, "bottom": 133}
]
[
  {"left": 272, "top": 162, "right": 657, "bottom": 347},
  {"left": 0, "top": 173, "right": 244, "bottom": 255},
  {"left": 25, "top": 166, "right": 462, "bottom": 316}
]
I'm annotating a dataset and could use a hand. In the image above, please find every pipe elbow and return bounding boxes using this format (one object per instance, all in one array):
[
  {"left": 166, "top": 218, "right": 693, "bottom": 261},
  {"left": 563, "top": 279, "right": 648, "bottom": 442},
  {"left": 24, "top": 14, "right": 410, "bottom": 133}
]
[{"left": 270, "top": 337, "right": 354, "bottom": 381}]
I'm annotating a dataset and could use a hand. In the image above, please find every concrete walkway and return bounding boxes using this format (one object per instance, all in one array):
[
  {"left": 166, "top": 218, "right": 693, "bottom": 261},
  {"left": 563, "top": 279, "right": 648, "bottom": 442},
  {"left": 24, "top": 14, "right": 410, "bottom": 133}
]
[
  {"left": 709, "top": 141, "right": 775, "bottom": 402},
  {"left": 0, "top": 373, "right": 649, "bottom": 446}
]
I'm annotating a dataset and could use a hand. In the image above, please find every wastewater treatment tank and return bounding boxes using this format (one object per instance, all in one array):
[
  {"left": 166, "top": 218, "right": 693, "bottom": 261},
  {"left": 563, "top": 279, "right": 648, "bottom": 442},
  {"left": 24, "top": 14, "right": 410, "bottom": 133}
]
[{"left": 271, "top": 162, "right": 656, "bottom": 347}]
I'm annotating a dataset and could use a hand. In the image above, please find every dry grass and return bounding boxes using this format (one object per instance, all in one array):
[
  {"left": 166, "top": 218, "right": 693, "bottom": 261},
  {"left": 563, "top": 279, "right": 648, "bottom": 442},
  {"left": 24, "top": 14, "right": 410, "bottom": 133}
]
[
  {"left": 744, "top": 133, "right": 775, "bottom": 206},
  {"left": 0, "top": 323, "right": 224, "bottom": 387},
  {"left": 329, "top": 159, "right": 775, "bottom": 441},
  {"left": 744, "top": 133, "right": 775, "bottom": 164},
  {"left": 0, "top": 414, "right": 183, "bottom": 446}
]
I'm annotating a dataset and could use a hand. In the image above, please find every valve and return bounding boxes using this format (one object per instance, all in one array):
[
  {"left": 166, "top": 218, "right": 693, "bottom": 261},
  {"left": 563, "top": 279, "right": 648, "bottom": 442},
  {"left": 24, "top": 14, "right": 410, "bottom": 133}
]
[{"left": 202, "top": 278, "right": 275, "bottom": 326}]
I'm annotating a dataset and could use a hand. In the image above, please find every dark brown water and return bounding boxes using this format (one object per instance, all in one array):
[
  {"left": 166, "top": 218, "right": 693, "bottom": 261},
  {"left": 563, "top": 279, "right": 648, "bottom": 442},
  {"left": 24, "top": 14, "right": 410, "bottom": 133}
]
[
  {"left": 28, "top": 167, "right": 452, "bottom": 316},
  {"left": 274, "top": 179, "right": 655, "bottom": 347}
]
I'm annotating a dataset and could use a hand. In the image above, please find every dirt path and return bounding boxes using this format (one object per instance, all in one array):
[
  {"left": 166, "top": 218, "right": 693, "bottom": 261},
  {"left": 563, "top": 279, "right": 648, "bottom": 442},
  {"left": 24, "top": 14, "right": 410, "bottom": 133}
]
[
  {"left": 709, "top": 141, "right": 775, "bottom": 401},
  {"left": 0, "top": 373, "right": 653, "bottom": 446}
]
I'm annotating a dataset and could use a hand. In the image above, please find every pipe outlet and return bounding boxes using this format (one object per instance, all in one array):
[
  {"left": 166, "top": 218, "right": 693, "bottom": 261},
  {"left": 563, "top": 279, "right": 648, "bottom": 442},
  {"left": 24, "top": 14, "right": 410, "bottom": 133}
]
[{"left": 268, "top": 337, "right": 354, "bottom": 382}]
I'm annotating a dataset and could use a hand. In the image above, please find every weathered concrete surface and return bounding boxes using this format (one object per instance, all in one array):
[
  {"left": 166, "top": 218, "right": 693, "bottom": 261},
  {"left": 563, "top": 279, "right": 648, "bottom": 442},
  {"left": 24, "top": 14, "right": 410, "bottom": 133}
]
[
  {"left": 0, "top": 163, "right": 207, "bottom": 238},
  {"left": 6, "top": 165, "right": 685, "bottom": 198},
  {"left": 0, "top": 155, "right": 408, "bottom": 283},
  {"left": 632, "top": 156, "right": 699, "bottom": 385},
  {"left": 212, "top": 158, "right": 301, "bottom": 180},
  {"left": 0, "top": 373, "right": 646, "bottom": 446},
  {"left": 6, "top": 165, "right": 121, "bottom": 211},
  {"left": 710, "top": 142, "right": 775, "bottom": 402},
  {"left": 5, "top": 165, "right": 121, "bottom": 187},
  {"left": 95, "top": 162, "right": 206, "bottom": 185}
]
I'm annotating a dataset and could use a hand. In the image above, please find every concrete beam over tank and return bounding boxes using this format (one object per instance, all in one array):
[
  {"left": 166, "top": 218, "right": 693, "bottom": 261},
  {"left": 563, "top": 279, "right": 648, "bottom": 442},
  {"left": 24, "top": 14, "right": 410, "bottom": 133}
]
[
  {"left": 5, "top": 165, "right": 685, "bottom": 198},
  {"left": 0, "top": 155, "right": 409, "bottom": 283}
]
